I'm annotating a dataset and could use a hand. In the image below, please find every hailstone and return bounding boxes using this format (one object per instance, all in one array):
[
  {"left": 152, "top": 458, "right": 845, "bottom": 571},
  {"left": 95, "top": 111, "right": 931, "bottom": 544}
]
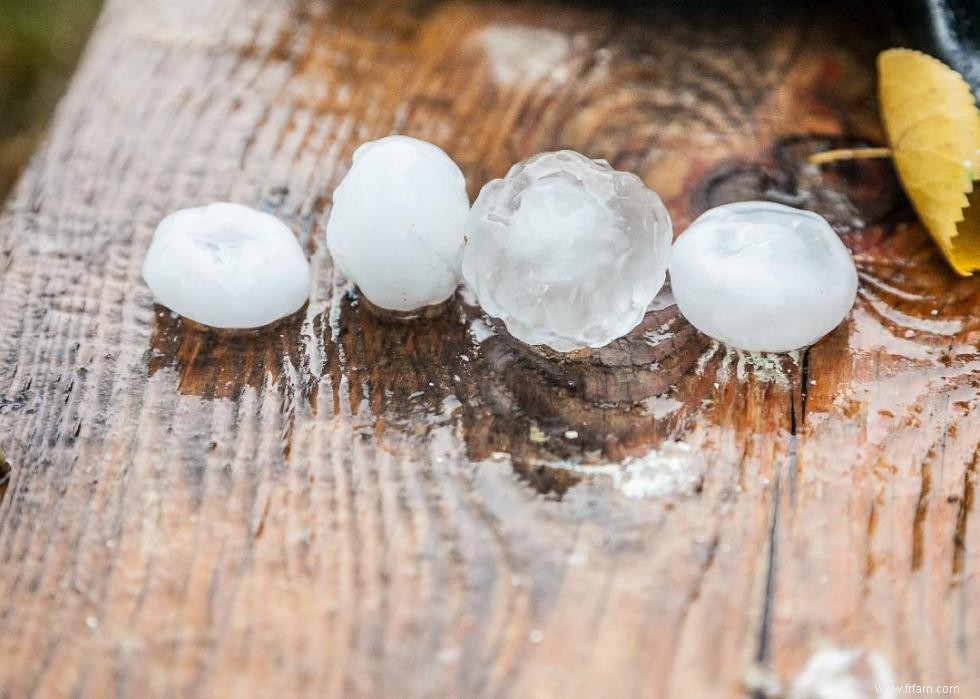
[
  {"left": 326, "top": 135, "right": 469, "bottom": 313},
  {"left": 142, "top": 202, "right": 311, "bottom": 329},
  {"left": 670, "top": 201, "right": 858, "bottom": 352},
  {"left": 462, "top": 150, "right": 672, "bottom": 352}
]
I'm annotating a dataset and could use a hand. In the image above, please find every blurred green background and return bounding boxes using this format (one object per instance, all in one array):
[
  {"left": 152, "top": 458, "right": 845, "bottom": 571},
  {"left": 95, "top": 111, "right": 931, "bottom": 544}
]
[{"left": 0, "top": 0, "right": 104, "bottom": 199}]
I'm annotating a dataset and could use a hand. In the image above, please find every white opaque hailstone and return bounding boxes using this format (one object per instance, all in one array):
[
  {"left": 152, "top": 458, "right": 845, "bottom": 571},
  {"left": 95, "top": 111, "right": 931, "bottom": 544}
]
[
  {"left": 670, "top": 201, "right": 858, "bottom": 353},
  {"left": 462, "top": 150, "right": 672, "bottom": 352},
  {"left": 326, "top": 135, "right": 469, "bottom": 312},
  {"left": 142, "top": 202, "right": 311, "bottom": 329}
]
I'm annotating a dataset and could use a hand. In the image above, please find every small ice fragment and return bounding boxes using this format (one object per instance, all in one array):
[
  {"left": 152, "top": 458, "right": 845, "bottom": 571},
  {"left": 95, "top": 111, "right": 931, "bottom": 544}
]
[
  {"left": 326, "top": 135, "right": 469, "bottom": 312},
  {"left": 564, "top": 430, "right": 579, "bottom": 439},
  {"left": 468, "top": 317, "right": 496, "bottom": 343},
  {"left": 670, "top": 202, "right": 857, "bottom": 353},
  {"left": 789, "top": 646, "right": 895, "bottom": 699},
  {"left": 462, "top": 150, "right": 672, "bottom": 352},
  {"left": 142, "top": 202, "right": 311, "bottom": 329}
]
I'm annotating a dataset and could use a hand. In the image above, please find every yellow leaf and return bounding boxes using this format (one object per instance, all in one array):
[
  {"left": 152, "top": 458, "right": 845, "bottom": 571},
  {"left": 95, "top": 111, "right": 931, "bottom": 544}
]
[{"left": 878, "top": 48, "right": 980, "bottom": 276}]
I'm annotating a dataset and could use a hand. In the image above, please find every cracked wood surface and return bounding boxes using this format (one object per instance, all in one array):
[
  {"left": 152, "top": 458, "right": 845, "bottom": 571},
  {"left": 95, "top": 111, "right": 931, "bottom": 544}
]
[{"left": 0, "top": 0, "right": 978, "bottom": 697}]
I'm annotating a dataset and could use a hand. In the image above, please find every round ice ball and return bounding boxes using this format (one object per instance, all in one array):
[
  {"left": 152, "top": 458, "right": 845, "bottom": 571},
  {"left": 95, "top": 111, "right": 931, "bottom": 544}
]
[
  {"left": 462, "top": 150, "right": 672, "bottom": 352},
  {"left": 670, "top": 201, "right": 858, "bottom": 352},
  {"left": 142, "top": 202, "right": 311, "bottom": 329},
  {"left": 326, "top": 135, "right": 470, "bottom": 313}
]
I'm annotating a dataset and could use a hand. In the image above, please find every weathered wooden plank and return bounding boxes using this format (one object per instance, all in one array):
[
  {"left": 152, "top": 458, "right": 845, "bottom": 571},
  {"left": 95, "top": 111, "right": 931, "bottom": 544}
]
[{"left": 0, "top": 0, "right": 977, "bottom": 697}]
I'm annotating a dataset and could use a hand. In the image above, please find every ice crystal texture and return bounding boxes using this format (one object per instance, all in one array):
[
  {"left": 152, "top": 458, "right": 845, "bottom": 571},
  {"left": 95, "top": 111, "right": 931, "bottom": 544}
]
[
  {"left": 670, "top": 201, "right": 858, "bottom": 352},
  {"left": 462, "top": 150, "right": 672, "bottom": 352},
  {"left": 326, "top": 135, "right": 469, "bottom": 312},
  {"left": 142, "top": 203, "right": 311, "bottom": 329}
]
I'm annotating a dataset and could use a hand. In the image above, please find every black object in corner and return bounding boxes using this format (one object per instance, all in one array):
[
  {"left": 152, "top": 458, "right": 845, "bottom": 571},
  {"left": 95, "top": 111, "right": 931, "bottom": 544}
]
[{"left": 901, "top": 0, "right": 980, "bottom": 95}]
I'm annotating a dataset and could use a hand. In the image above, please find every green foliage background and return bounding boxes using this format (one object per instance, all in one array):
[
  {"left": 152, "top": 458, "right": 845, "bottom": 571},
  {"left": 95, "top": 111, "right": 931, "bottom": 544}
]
[{"left": 0, "top": 0, "right": 104, "bottom": 198}]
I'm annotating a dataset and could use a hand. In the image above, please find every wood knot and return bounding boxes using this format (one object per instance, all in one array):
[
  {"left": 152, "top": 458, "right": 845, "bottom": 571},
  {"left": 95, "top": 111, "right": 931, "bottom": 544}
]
[
  {"left": 482, "top": 302, "right": 705, "bottom": 405},
  {"left": 692, "top": 134, "right": 904, "bottom": 240}
]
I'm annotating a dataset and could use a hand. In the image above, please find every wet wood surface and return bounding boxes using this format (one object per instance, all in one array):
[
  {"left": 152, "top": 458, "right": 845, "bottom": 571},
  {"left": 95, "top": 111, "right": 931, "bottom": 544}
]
[{"left": 0, "top": 0, "right": 978, "bottom": 696}]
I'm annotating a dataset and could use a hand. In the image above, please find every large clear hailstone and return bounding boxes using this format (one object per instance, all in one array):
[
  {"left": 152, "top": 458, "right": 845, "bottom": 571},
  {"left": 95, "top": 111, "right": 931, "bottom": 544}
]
[
  {"left": 326, "top": 135, "right": 469, "bottom": 313},
  {"left": 142, "top": 203, "right": 311, "bottom": 329},
  {"left": 670, "top": 201, "right": 858, "bottom": 352},
  {"left": 462, "top": 151, "right": 672, "bottom": 352}
]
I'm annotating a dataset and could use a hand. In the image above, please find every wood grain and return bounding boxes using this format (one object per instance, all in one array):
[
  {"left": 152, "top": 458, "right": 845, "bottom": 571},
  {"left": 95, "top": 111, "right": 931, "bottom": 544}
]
[{"left": 0, "top": 0, "right": 978, "bottom": 696}]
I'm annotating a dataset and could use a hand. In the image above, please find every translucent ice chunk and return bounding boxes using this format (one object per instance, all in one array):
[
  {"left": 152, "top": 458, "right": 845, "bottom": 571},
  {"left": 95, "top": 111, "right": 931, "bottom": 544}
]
[
  {"left": 670, "top": 201, "right": 858, "bottom": 352},
  {"left": 142, "top": 202, "right": 311, "bottom": 329},
  {"left": 462, "top": 150, "right": 672, "bottom": 352},
  {"left": 326, "top": 135, "right": 470, "bottom": 313}
]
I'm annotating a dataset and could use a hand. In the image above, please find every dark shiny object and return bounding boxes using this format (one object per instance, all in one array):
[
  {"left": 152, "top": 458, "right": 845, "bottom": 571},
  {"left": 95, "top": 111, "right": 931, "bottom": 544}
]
[{"left": 902, "top": 0, "right": 980, "bottom": 95}]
